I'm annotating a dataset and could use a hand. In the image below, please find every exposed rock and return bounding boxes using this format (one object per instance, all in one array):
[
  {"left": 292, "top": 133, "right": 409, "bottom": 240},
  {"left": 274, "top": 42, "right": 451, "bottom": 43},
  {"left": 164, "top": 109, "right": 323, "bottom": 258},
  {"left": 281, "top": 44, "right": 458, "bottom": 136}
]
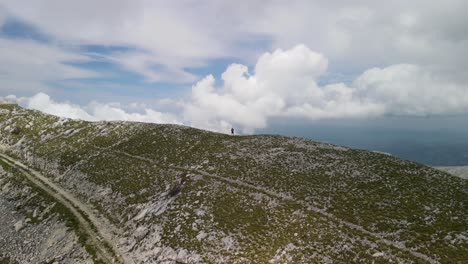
[
  {"left": 372, "top": 252, "right": 384, "bottom": 257},
  {"left": 134, "top": 208, "right": 148, "bottom": 221},
  {"left": 196, "top": 232, "right": 207, "bottom": 241},
  {"left": 134, "top": 226, "right": 149, "bottom": 242},
  {"left": 176, "top": 249, "right": 188, "bottom": 262},
  {"left": 14, "top": 220, "right": 24, "bottom": 232},
  {"left": 32, "top": 208, "right": 39, "bottom": 218},
  {"left": 222, "top": 236, "right": 235, "bottom": 250},
  {"left": 2, "top": 182, "right": 11, "bottom": 192},
  {"left": 160, "top": 247, "right": 177, "bottom": 261}
]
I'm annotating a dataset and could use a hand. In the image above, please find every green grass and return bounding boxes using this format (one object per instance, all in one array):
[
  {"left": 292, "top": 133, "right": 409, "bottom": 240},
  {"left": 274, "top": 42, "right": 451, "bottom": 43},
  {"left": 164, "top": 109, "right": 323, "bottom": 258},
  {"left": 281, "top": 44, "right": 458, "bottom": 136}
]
[{"left": 1, "top": 105, "right": 467, "bottom": 263}]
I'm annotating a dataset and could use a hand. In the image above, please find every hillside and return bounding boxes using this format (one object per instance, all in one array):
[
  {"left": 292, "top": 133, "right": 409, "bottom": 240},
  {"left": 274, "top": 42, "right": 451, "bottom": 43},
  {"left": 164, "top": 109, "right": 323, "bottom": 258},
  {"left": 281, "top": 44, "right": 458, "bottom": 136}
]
[
  {"left": 0, "top": 104, "right": 467, "bottom": 264},
  {"left": 436, "top": 166, "right": 468, "bottom": 180}
]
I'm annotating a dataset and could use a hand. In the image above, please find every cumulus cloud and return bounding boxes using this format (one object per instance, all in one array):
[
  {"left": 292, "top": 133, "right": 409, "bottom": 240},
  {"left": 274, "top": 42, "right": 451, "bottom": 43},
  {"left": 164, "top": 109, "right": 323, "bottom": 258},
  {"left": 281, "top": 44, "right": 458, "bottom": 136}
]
[
  {"left": 184, "top": 45, "right": 468, "bottom": 133},
  {"left": 1, "top": 0, "right": 467, "bottom": 100},
  {"left": 185, "top": 45, "right": 337, "bottom": 133},
  {"left": 2, "top": 45, "right": 468, "bottom": 134},
  {"left": 2, "top": 0, "right": 467, "bottom": 85},
  {"left": 4, "top": 93, "right": 181, "bottom": 125},
  {"left": 354, "top": 64, "right": 468, "bottom": 115},
  {"left": 6, "top": 93, "right": 93, "bottom": 120},
  {"left": 250, "top": 0, "right": 468, "bottom": 77},
  {"left": 87, "top": 102, "right": 181, "bottom": 124}
]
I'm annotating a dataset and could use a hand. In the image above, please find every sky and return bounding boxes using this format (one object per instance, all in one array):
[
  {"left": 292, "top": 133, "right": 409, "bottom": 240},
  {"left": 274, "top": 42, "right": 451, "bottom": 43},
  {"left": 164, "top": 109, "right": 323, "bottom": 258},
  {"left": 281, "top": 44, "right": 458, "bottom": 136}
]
[{"left": 0, "top": 1, "right": 468, "bottom": 151}]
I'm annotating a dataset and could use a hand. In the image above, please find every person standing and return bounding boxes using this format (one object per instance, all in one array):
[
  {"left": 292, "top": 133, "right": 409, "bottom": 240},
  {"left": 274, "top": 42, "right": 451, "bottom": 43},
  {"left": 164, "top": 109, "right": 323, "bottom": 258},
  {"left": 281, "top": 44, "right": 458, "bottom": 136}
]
[{"left": 231, "top": 127, "right": 234, "bottom": 135}]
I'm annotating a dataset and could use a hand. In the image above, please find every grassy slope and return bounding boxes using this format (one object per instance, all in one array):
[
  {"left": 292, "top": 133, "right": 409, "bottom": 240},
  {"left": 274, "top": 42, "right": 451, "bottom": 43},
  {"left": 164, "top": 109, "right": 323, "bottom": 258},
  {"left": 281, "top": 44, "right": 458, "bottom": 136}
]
[{"left": 0, "top": 104, "right": 467, "bottom": 263}]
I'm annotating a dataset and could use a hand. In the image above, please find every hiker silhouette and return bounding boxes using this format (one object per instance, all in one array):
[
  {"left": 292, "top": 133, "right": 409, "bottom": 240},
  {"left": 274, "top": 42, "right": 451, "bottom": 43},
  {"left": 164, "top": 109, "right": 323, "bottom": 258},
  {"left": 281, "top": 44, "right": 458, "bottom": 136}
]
[{"left": 231, "top": 128, "right": 234, "bottom": 135}]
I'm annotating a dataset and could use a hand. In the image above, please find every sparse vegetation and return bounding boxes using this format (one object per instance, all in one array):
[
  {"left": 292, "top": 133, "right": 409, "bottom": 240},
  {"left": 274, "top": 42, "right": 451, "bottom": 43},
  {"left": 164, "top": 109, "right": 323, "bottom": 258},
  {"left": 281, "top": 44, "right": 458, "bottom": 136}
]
[
  {"left": 0, "top": 159, "right": 105, "bottom": 263},
  {"left": 0, "top": 104, "right": 467, "bottom": 263}
]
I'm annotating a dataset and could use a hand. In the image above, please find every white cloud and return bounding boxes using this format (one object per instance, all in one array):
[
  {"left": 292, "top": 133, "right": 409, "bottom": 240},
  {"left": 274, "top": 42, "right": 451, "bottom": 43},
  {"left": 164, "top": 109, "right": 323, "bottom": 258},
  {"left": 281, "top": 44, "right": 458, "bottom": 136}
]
[
  {"left": 86, "top": 101, "right": 181, "bottom": 124},
  {"left": 245, "top": 0, "right": 468, "bottom": 83},
  {"left": 3, "top": 93, "right": 181, "bottom": 125},
  {"left": 0, "top": 6, "right": 6, "bottom": 26},
  {"left": 0, "top": 0, "right": 230, "bottom": 83},
  {"left": 0, "top": 38, "right": 97, "bottom": 95},
  {"left": 6, "top": 93, "right": 94, "bottom": 120},
  {"left": 354, "top": 64, "right": 468, "bottom": 115},
  {"left": 1, "top": 0, "right": 467, "bottom": 87},
  {"left": 184, "top": 45, "right": 468, "bottom": 133},
  {"left": 105, "top": 51, "right": 199, "bottom": 83},
  {"left": 2, "top": 45, "right": 468, "bottom": 135}
]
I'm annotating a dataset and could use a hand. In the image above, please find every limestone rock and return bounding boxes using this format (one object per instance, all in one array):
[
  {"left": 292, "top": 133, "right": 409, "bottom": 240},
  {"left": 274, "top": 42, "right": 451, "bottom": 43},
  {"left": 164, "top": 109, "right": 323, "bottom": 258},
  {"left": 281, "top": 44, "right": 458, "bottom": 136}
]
[{"left": 14, "top": 220, "right": 24, "bottom": 232}]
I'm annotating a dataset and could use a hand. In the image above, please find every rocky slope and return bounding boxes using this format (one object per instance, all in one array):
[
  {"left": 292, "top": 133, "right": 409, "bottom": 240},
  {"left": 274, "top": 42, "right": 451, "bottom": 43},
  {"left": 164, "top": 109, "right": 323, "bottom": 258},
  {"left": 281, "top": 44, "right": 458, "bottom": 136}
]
[
  {"left": 0, "top": 104, "right": 467, "bottom": 263},
  {"left": 436, "top": 166, "right": 468, "bottom": 180},
  {"left": 0, "top": 159, "right": 93, "bottom": 264}
]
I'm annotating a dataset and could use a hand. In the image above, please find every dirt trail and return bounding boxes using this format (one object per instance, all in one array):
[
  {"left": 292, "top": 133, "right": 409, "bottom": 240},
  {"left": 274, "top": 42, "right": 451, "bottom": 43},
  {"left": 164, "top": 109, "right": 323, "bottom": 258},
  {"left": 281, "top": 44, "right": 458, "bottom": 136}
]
[
  {"left": 112, "top": 150, "right": 438, "bottom": 264},
  {"left": 0, "top": 152, "right": 127, "bottom": 264}
]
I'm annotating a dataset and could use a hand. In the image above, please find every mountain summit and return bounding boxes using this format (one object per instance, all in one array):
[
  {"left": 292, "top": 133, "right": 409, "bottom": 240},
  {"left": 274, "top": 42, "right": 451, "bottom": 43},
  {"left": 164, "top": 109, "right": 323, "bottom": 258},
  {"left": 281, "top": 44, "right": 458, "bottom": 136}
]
[{"left": 0, "top": 104, "right": 466, "bottom": 263}]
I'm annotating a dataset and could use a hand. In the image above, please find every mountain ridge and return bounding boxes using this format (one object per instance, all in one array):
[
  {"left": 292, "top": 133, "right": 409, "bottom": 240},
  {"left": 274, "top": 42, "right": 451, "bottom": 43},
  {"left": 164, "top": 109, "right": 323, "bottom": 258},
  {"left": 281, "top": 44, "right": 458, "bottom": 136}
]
[{"left": 0, "top": 104, "right": 467, "bottom": 263}]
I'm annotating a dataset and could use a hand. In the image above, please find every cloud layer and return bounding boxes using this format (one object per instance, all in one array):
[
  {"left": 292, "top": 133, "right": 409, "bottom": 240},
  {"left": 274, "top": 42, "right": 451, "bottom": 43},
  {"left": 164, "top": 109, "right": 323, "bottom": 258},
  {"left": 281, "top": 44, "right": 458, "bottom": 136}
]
[
  {"left": 4, "top": 45, "right": 468, "bottom": 134},
  {"left": 0, "top": 38, "right": 97, "bottom": 95},
  {"left": 185, "top": 45, "right": 468, "bottom": 133},
  {"left": 1, "top": 0, "right": 467, "bottom": 86},
  {"left": 5, "top": 93, "right": 181, "bottom": 125}
]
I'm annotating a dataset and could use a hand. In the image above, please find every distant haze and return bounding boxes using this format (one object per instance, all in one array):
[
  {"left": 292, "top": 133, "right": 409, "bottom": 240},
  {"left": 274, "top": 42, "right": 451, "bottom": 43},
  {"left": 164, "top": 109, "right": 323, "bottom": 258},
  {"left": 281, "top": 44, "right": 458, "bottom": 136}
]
[{"left": 260, "top": 115, "right": 468, "bottom": 166}]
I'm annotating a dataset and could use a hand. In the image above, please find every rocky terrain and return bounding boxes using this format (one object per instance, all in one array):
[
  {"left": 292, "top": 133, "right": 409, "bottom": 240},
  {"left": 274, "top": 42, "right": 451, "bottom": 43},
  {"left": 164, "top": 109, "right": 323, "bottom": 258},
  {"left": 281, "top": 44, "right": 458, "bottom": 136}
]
[
  {"left": 0, "top": 159, "right": 93, "bottom": 263},
  {"left": 0, "top": 104, "right": 467, "bottom": 263},
  {"left": 436, "top": 166, "right": 468, "bottom": 180}
]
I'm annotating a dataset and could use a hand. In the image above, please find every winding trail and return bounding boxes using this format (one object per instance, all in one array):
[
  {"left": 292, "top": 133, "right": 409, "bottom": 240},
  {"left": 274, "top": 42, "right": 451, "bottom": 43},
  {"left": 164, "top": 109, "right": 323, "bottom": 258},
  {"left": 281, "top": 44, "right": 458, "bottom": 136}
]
[
  {"left": 0, "top": 152, "right": 126, "bottom": 264},
  {"left": 111, "top": 149, "right": 438, "bottom": 264},
  {"left": 3, "top": 138, "right": 438, "bottom": 263}
]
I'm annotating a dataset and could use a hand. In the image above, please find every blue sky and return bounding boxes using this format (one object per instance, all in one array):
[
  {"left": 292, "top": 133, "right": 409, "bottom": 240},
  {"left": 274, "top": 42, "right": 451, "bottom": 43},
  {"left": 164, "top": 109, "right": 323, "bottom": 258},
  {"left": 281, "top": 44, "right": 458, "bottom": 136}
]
[
  {"left": 0, "top": 1, "right": 468, "bottom": 143},
  {"left": 0, "top": 18, "right": 357, "bottom": 102},
  {"left": 0, "top": 17, "right": 193, "bottom": 102}
]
